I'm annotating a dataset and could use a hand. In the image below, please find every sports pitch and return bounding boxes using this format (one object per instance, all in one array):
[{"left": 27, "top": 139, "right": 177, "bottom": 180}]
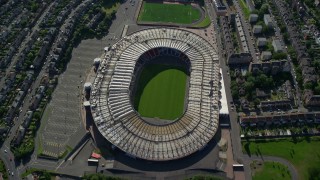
[
  {"left": 134, "top": 63, "right": 188, "bottom": 120},
  {"left": 138, "top": 2, "right": 201, "bottom": 24}
]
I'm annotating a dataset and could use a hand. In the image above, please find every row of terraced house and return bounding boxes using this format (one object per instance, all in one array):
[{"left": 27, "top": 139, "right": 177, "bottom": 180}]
[
  {"left": 240, "top": 112, "right": 320, "bottom": 127},
  {"left": 273, "top": 0, "right": 320, "bottom": 106}
]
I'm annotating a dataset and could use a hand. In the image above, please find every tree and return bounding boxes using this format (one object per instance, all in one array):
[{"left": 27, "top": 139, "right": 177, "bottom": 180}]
[
  {"left": 27, "top": 52, "right": 34, "bottom": 60},
  {"left": 313, "top": 60, "right": 320, "bottom": 72},
  {"left": 39, "top": 171, "right": 51, "bottom": 180},
  {"left": 33, "top": 111, "right": 41, "bottom": 121},
  {"left": 306, "top": 40, "right": 313, "bottom": 49},
  {"left": 82, "top": 173, "right": 123, "bottom": 180},
  {"left": 304, "top": 82, "right": 314, "bottom": 90},
  {"left": 254, "top": 98, "right": 260, "bottom": 106},
  {"left": 283, "top": 33, "right": 290, "bottom": 44},
  {"left": 262, "top": 24, "right": 270, "bottom": 34},
  {"left": 256, "top": 74, "right": 268, "bottom": 87},
  {"left": 314, "top": 83, "right": 320, "bottom": 95},
  {"left": 231, "top": 81, "right": 240, "bottom": 99},
  {"left": 244, "top": 81, "right": 255, "bottom": 92},
  {"left": 272, "top": 52, "right": 287, "bottom": 60},
  {"left": 280, "top": 24, "right": 287, "bottom": 33},
  {"left": 258, "top": 4, "right": 269, "bottom": 20}
]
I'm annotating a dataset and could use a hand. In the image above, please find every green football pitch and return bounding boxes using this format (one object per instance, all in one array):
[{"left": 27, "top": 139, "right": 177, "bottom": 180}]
[
  {"left": 134, "top": 63, "right": 188, "bottom": 120},
  {"left": 138, "top": 2, "right": 201, "bottom": 24}
]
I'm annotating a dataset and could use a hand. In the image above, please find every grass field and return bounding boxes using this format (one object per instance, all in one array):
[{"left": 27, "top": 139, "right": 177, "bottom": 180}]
[
  {"left": 138, "top": 2, "right": 201, "bottom": 24},
  {"left": 242, "top": 137, "right": 320, "bottom": 180},
  {"left": 134, "top": 63, "right": 187, "bottom": 120},
  {"left": 251, "top": 161, "right": 291, "bottom": 180},
  {"left": 239, "top": 0, "right": 250, "bottom": 20},
  {"left": 192, "top": 13, "right": 211, "bottom": 28}
]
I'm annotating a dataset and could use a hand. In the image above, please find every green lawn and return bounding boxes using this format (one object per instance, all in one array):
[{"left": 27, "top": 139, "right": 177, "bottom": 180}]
[
  {"left": 134, "top": 63, "right": 188, "bottom": 120},
  {"left": 138, "top": 2, "right": 201, "bottom": 24},
  {"left": 252, "top": 161, "right": 291, "bottom": 180},
  {"left": 192, "top": 13, "right": 211, "bottom": 28},
  {"left": 239, "top": 0, "right": 250, "bottom": 20},
  {"left": 242, "top": 137, "right": 320, "bottom": 180}
]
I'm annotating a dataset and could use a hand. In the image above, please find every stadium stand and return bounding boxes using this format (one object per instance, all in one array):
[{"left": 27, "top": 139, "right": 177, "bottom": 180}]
[{"left": 90, "top": 28, "right": 220, "bottom": 161}]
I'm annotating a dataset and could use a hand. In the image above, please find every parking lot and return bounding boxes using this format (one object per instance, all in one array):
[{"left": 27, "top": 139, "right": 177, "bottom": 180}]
[{"left": 39, "top": 39, "right": 103, "bottom": 158}]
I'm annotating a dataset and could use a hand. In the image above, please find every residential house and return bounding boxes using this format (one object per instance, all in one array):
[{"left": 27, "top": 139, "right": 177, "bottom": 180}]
[
  {"left": 303, "top": 90, "right": 320, "bottom": 106},
  {"left": 22, "top": 111, "right": 33, "bottom": 128},
  {"left": 240, "top": 112, "right": 320, "bottom": 127},
  {"left": 14, "top": 126, "right": 26, "bottom": 145},
  {"left": 212, "top": 0, "right": 227, "bottom": 15},
  {"left": 303, "top": 74, "right": 318, "bottom": 84},
  {"left": 228, "top": 53, "right": 252, "bottom": 64},
  {"left": 235, "top": 14, "right": 249, "bottom": 52},
  {"left": 240, "top": 98, "right": 249, "bottom": 110}
]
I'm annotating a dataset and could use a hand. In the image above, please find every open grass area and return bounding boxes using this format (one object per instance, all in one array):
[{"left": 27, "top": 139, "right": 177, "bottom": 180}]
[
  {"left": 242, "top": 137, "right": 320, "bottom": 180},
  {"left": 239, "top": 0, "right": 250, "bottom": 20},
  {"left": 101, "top": 1, "right": 120, "bottom": 15},
  {"left": 251, "top": 161, "right": 291, "bottom": 180},
  {"left": 192, "top": 13, "right": 211, "bottom": 28},
  {"left": 134, "top": 63, "right": 187, "bottom": 120},
  {"left": 138, "top": 2, "right": 201, "bottom": 24}
]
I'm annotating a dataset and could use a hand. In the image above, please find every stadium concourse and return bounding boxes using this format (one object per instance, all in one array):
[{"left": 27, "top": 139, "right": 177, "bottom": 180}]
[{"left": 89, "top": 28, "right": 221, "bottom": 161}]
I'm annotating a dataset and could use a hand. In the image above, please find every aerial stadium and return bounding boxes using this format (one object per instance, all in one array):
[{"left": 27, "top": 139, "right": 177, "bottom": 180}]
[{"left": 89, "top": 28, "right": 221, "bottom": 161}]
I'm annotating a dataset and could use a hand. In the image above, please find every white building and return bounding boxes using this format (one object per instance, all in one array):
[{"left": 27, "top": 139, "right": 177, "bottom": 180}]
[{"left": 264, "top": 14, "right": 273, "bottom": 28}]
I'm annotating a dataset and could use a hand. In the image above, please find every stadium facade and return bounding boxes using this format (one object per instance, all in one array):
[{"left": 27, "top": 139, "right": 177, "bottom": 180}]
[{"left": 89, "top": 28, "right": 221, "bottom": 161}]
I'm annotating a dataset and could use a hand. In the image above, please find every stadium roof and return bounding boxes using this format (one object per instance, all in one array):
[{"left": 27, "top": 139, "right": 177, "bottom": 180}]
[
  {"left": 89, "top": 28, "right": 221, "bottom": 161},
  {"left": 219, "top": 68, "right": 229, "bottom": 115}
]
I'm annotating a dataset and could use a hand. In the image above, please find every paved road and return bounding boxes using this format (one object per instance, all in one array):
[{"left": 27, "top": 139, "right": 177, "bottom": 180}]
[
  {"left": 0, "top": 146, "right": 15, "bottom": 178},
  {"left": 206, "top": 1, "right": 224, "bottom": 59},
  {"left": 243, "top": 154, "right": 299, "bottom": 180},
  {"left": 205, "top": 1, "right": 251, "bottom": 179}
]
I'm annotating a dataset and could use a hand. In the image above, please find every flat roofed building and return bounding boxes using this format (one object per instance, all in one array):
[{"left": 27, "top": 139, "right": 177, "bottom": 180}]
[
  {"left": 249, "top": 14, "right": 258, "bottom": 23},
  {"left": 272, "top": 39, "right": 284, "bottom": 52},
  {"left": 261, "top": 51, "right": 272, "bottom": 61},
  {"left": 253, "top": 25, "right": 262, "bottom": 34},
  {"left": 264, "top": 14, "right": 273, "bottom": 28},
  {"left": 213, "top": 0, "right": 227, "bottom": 16},
  {"left": 257, "top": 37, "right": 267, "bottom": 47}
]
